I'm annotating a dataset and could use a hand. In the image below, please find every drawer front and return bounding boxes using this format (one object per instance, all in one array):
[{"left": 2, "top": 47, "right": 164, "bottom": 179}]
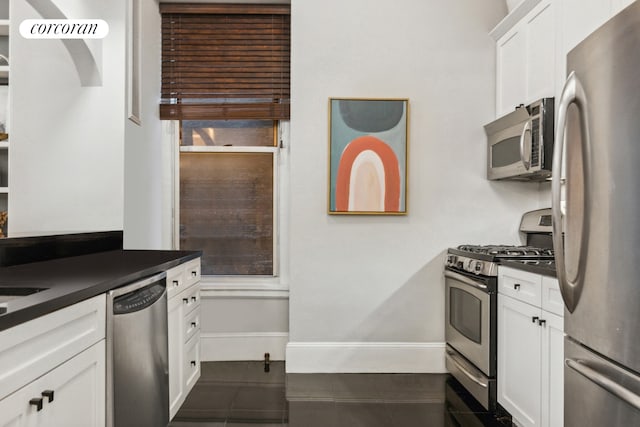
[
  {"left": 542, "top": 276, "right": 564, "bottom": 316},
  {"left": 0, "top": 294, "right": 106, "bottom": 400},
  {"left": 184, "top": 334, "right": 201, "bottom": 395},
  {"left": 498, "top": 266, "right": 542, "bottom": 307},
  {"left": 181, "top": 284, "right": 200, "bottom": 316},
  {"left": 166, "top": 264, "right": 185, "bottom": 300},
  {"left": 183, "top": 259, "right": 201, "bottom": 288},
  {"left": 184, "top": 308, "right": 200, "bottom": 344}
]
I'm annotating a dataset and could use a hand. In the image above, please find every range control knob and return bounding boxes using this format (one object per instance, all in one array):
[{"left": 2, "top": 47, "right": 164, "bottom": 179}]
[{"left": 474, "top": 261, "right": 483, "bottom": 273}]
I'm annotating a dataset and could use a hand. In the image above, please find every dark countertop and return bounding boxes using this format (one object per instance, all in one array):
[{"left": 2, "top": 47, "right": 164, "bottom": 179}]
[
  {"left": 500, "top": 259, "right": 557, "bottom": 278},
  {"left": 0, "top": 249, "right": 201, "bottom": 332}
]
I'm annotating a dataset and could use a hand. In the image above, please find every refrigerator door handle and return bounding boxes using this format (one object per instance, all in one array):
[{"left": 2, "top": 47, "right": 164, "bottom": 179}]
[
  {"left": 552, "top": 71, "right": 592, "bottom": 313},
  {"left": 566, "top": 358, "right": 640, "bottom": 411}
]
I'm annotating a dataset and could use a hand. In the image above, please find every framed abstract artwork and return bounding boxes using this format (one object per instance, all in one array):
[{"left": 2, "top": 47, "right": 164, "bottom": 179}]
[{"left": 328, "top": 98, "right": 409, "bottom": 215}]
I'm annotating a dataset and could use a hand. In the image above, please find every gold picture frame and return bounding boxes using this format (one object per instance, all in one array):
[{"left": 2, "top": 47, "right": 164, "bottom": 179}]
[{"left": 328, "top": 98, "right": 409, "bottom": 215}]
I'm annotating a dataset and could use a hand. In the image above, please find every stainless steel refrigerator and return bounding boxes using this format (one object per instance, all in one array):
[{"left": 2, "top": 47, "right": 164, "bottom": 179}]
[{"left": 552, "top": 1, "right": 640, "bottom": 425}]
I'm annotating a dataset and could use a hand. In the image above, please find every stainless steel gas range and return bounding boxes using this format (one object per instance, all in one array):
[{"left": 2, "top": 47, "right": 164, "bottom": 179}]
[{"left": 444, "top": 209, "right": 554, "bottom": 412}]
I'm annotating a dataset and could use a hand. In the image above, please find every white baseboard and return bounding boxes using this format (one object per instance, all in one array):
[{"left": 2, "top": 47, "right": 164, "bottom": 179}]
[
  {"left": 200, "top": 332, "right": 289, "bottom": 361},
  {"left": 285, "top": 341, "right": 447, "bottom": 373}
]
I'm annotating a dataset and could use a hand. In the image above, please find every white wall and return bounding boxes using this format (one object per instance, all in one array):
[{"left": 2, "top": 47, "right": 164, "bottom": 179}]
[
  {"left": 287, "top": 0, "right": 546, "bottom": 372},
  {"left": 9, "top": 0, "right": 125, "bottom": 236},
  {"left": 123, "top": 0, "right": 171, "bottom": 250}
]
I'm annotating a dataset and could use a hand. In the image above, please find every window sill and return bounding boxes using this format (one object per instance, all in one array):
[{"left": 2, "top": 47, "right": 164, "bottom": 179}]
[{"left": 200, "top": 276, "right": 289, "bottom": 299}]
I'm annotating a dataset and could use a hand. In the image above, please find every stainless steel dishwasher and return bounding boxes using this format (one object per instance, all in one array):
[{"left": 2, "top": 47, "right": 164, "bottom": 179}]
[{"left": 106, "top": 272, "right": 169, "bottom": 427}]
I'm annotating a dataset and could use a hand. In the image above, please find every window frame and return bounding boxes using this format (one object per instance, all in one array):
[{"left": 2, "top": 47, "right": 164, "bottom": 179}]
[{"left": 170, "top": 120, "right": 289, "bottom": 290}]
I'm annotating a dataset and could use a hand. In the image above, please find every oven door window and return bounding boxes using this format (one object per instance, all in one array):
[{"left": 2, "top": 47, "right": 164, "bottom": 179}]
[{"left": 450, "top": 287, "right": 482, "bottom": 344}]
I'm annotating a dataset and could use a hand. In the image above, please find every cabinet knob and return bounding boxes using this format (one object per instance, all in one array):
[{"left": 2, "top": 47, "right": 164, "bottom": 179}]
[
  {"left": 538, "top": 319, "right": 546, "bottom": 327},
  {"left": 532, "top": 316, "right": 539, "bottom": 323},
  {"left": 514, "top": 283, "right": 521, "bottom": 290},
  {"left": 42, "top": 390, "right": 54, "bottom": 403},
  {"left": 30, "top": 397, "right": 43, "bottom": 411}
]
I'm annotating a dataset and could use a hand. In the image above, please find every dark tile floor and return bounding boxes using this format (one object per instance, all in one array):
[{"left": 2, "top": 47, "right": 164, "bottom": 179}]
[{"left": 170, "top": 361, "right": 512, "bottom": 427}]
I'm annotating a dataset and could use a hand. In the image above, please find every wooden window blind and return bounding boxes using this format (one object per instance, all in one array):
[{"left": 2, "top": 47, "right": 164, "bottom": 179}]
[{"left": 160, "top": 3, "right": 290, "bottom": 120}]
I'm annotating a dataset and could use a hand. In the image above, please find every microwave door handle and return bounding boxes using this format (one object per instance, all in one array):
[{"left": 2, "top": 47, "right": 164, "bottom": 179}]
[
  {"left": 552, "top": 71, "right": 592, "bottom": 313},
  {"left": 520, "top": 120, "right": 532, "bottom": 170},
  {"left": 566, "top": 359, "right": 640, "bottom": 411}
]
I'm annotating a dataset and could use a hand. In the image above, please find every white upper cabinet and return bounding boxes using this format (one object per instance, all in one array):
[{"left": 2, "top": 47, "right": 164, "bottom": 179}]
[
  {"left": 494, "top": 0, "right": 556, "bottom": 117},
  {"left": 525, "top": 2, "right": 556, "bottom": 102},
  {"left": 493, "top": 0, "right": 635, "bottom": 119},
  {"left": 497, "top": 28, "right": 527, "bottom": 117}
]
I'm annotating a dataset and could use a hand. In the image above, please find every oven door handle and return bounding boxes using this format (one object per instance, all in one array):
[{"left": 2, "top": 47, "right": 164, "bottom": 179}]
[
  {"left": 444, "top": 270, "right": 488, "bottom": 291},
  {"left": 446, "top": 349, "right": 488, "bottom": 389}
]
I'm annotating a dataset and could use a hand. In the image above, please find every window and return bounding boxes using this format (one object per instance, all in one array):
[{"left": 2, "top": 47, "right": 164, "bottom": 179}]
[
  {"left": 160, "top": 4, "right": 290, "bottom": 277},
  {"left": 179, "top": 121, "right": 278, "bottom": 276}
]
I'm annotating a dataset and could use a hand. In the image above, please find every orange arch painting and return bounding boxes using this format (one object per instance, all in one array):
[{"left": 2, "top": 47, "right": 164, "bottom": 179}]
[{"left": 335, "top": 136, "right": 401, "bottom": 212}]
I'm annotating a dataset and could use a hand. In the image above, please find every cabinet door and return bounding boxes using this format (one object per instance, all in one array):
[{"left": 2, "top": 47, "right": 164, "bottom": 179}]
[
  {"left": 34, "top": 340, "right": 105, "bottom": 427},
  {"left": 498, "top": 294, "right": 542, "bottom": 427},
  {"left": 0, "top": 341, "right": 105, "bottom": 427},
  {"left": 184, "top": 333, "right": 201, "bottom": 396},
  {"left": 497, "top": 27, "right": 527, "bottom": 117},
  {"left": 524, "top": 0, "right": 556, "bottom": 101},
  {"left": 540, "top": 311, "right": 564, "bottom": 427},
  {"left": 168, "top": 293, "right": 185, "bottom": 420},
  {"left": 0, "top": 393, "right": 28, "bottom": 427}
]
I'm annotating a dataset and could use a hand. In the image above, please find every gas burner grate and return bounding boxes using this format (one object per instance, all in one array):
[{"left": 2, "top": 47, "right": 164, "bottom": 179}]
[{"left": 456, "top": 245, "right": 554, "bottom": 258}]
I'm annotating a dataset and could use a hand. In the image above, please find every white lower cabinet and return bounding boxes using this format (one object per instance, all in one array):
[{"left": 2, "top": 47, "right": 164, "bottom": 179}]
[
  {"left": 0, "top": 340, "right": 105, "bottom": 427},
  {"left": 498, "top": 267, "right": 564, "bottom": 427},
  {"left": 168, "top": 258, "right": 201, "bottom": 420},
  {"left": 0, "top": 295, "right": 106, "bottom": 427},
  {"left": 168, "top": 291, "right": 186, "bottom": 417}
]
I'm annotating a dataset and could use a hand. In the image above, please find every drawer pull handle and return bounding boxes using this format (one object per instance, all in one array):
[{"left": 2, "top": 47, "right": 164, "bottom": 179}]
[
  {"left": 191, "top": 361, "right": 196, "bottom": 367},
  {"left": 191, "top": 271, "right": 197, "bottom": 277},
  {"left": 30, "top": 397, "right": 43, "bottom": 411},
  {"left": 532, "top": 316, "right": 539, "bottom": 323},
  {"left": 183, "top": 298, "right": 188, "bottom": 304},
  {"left": 173, "top": 280, "right": 179, "bottom": 287},
  {"left": 538, "top": 319, "right": 546, "bottom": 327},
  {"left": 191, "top": 322, "right": 197, "bottom": 328},
  {"left": 42, "top": 390, "right": 54, "bottom": 403},
  {"left": 514, "top": 283, "right": 521, "bottom": 290},
  {"left": 191, "top": 296, "right": 197, "bottom": 302}
]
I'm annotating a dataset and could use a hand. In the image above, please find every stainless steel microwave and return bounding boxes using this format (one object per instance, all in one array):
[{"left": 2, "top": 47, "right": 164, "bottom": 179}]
[{"left": 484, "top": 98, "right": 554, "bottom": 181}]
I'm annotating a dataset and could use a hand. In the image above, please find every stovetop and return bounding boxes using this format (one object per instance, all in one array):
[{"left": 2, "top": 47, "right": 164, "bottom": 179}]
[
  {"left": 453, "top": 245, "right": 554, "bottom": 259},
  {"left": 446, "top": 245, "right": 555, "bottom": 277}
]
